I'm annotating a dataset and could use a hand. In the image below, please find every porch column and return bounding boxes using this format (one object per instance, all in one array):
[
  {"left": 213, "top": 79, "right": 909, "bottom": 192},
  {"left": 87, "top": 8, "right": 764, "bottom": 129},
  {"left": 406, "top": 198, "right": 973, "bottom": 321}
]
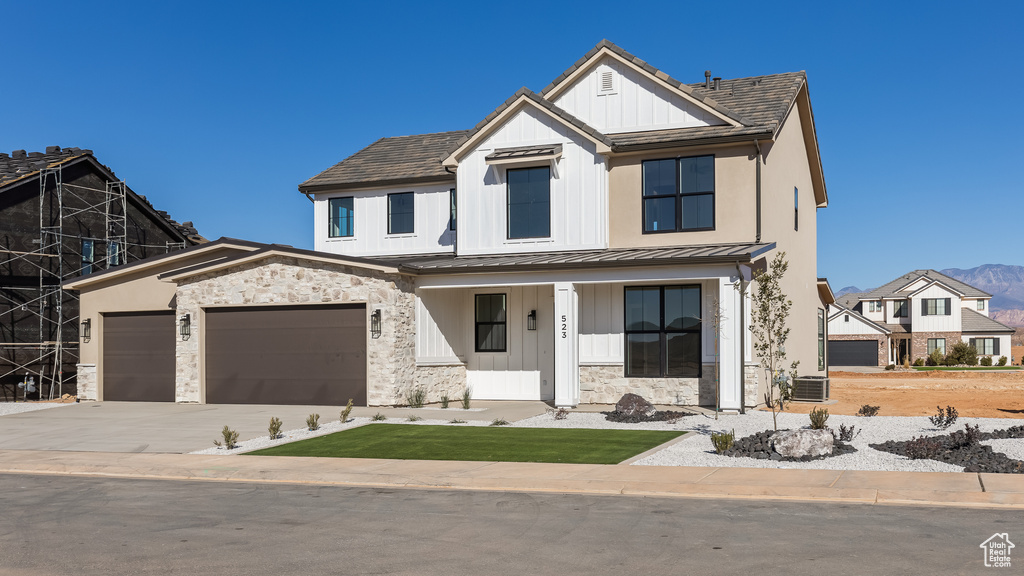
[
  {"left": 718, "top": 276, "right": 743, "bottom": 411},
  {"left": 554, "top": 282, "right": 579, "bottom": 407}
]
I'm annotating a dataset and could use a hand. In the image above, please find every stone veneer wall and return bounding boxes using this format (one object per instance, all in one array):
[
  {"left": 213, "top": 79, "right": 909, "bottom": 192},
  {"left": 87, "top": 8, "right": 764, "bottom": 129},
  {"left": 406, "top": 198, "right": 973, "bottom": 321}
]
[
  {"left": 413, "top": 364, "right": 468, "bottom": 405},
  {"left": 579, "top": 364, "right": 716, "bottom": 405},
  {"left": 173, "top": 256, "right": 417, "bottom": 406},
  {"left": 827, "top": 334, "right": 888, "bottom": 366},
  {"left": 744, "top": 364, "right": 761, "bottom": 408},
  {"left": 76, "top": 363, "right": 97, "bottom": 400},
  {"left": 911, "top": 331, "right": 961, "bottom": 363}
]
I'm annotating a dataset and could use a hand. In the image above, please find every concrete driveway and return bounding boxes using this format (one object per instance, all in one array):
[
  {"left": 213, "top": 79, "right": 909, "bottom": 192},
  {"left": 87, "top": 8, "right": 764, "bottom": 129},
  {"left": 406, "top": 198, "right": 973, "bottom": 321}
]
[{"left": 0, "top": 400, "right": 551, "bottom": 453}]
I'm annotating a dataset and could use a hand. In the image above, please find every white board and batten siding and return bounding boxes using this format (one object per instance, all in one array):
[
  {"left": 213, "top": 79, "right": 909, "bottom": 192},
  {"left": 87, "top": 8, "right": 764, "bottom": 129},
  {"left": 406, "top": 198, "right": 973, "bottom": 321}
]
[
  {"left": 551, "top": 56, "right": 727, "bottom": 134},
  {"left": 313, "top": 183, "right": 455, "bottom": 257},
  {"left": 828, "top": 311, "right": 885, "bottom": 336},
  {"left": 456, "top": 106, "right": 607, "bottom": 256},
  {"left": 910, "top": 284, "right": 962, "bottom": 332}
]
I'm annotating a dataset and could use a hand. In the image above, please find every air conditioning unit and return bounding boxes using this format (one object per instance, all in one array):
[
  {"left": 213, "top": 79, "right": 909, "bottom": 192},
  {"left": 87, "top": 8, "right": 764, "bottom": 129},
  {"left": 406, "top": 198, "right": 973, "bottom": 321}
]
[{"left": 792, "top": 376, "right": 830, "bottom": 402}]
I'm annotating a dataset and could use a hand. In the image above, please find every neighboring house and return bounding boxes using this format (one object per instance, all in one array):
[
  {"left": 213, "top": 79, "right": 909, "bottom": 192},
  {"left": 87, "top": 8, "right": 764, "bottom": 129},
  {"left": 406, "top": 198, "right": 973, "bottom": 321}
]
[
  {"left": 67, "top": 41, "right": 831, "bottom": 408},
  {"left": 827, "top": 269, "right": 1015, "bottom": 366},
  {"left": 1, "top": 146, "right": 204, "bottom": 398}
]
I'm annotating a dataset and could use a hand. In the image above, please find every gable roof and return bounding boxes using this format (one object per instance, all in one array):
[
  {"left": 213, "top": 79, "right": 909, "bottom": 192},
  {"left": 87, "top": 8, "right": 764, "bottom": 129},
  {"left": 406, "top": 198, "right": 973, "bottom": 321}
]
[
  {"left": 827, "top": 304, "right": 890, "bottom": 334},
  {"left": 859, "top": 270, "right": 991, "bottom": 300},
  {"left": 1, "top": 146, "right": 204, "bottom": 244},
  {"left": 961, "top": 308, "right": 1015, "bottom": 334},
  {"left": 298, "top": 130, "right": 469, "bottom": 192}
]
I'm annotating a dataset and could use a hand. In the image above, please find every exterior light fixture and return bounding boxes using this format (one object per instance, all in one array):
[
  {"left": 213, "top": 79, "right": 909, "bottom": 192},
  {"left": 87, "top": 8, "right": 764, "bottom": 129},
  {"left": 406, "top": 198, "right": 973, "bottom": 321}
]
[
  {"left": 179, "top": 313, "right": 191, "bottom": 340},
  {"left": 370, "top": 309, "right": 382, "bottom": 339},
  {"left": 527, "top": 310, "right": 537, "bottom": 331},
  {"left": 81, "top": 318, "right": 91, "bottom": 342}
]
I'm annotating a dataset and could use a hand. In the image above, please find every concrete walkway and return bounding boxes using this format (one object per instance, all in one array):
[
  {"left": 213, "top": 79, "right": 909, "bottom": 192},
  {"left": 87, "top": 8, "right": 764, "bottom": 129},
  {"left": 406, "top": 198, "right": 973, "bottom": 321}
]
[{"left": 1, "top": 449, "right": 1022, "bottom": 509}]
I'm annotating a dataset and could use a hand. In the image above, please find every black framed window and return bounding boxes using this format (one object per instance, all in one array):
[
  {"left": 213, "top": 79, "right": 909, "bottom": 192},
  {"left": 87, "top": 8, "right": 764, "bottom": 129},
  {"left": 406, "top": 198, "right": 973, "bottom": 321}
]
[
  {"left": 970, "top": 338, "right": 998, "bottom": 355},
  {"left": 817, "top": 308, "right": 825, "bottom": 371},
  {"left": 893, "top": 300, "right": 908, "bottom": 317},
  {"left": 927, "top": 338, "right": 946, "bottom": 355},
  {"left": 475, "top": 294, "right": 507, "bottom": 352},
  {"left": 329, "top": 197, "right": 354, "bottom": 237},
  {"left": 388, "top": 192, "right": 414, "bottom": 234},
  {"left": 794, "top": 187, "right": 799, "bottom": 231},
  {"left": 642, "top": 155, "right": 714, "bottom": 233},
  {"left": 107, "top": 241, "right": 120, "bottom": 268},
  {"left": 81, "top": 239, "right": 94, "bottom": 275},
  {"left": 624, "top": 285, "right": 701, "bottom": 378},
  {"left": 507, "top": 166, "right": 550, "bottom": 239},
  {"left": 449, "top": 188, "right": 457, "bottom": 231},
  {"left": 922, "top": 298, "right": 950, "bottom": 316}
]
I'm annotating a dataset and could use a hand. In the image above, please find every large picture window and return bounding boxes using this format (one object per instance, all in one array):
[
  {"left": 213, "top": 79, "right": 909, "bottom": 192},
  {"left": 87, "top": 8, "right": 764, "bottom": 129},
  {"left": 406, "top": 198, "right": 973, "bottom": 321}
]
[
  {"left": 969, "top": 338, "right": 998, "bottom": 356},
  {"left": 624, "top": 285, "right": 701, "bottom": 378},
  {"left": 475, "top": 294, "right": 507, "bottom": 352},
  {"left": 388, "top": 192, "right": 414, "bottom": 234},
  {"left": 507, "top": 166, "right": 550, "bottom": 239},
  {"left": 329, "top": 197, "right": 354, "bottom": 237},
  {"left": 642, "top": 155, "right": 714, "bottom": 233}
]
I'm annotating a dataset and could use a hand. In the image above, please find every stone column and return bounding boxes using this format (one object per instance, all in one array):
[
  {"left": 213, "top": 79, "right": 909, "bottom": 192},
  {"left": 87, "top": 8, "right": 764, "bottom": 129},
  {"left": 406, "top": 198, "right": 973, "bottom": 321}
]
[{"left": 554, "top": 282, "right": 579, "bottom": 407}]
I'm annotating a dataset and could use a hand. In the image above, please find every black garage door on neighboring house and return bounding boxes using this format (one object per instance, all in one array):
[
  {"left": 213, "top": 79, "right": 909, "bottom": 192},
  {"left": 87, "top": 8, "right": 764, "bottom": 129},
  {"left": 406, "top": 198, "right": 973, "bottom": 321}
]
[
  {"left": 204, "top": 304, "right": 367, "bottom": 405},
  {"left": 828, "top": 340, "right": 878, "bottom": 366},
  {"left": 102, "top": 311, "right": 176, "bottom": 401}
]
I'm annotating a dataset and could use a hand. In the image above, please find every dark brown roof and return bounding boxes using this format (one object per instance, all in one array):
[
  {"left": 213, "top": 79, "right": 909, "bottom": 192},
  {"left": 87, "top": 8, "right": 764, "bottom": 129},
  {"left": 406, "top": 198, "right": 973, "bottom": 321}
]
[
  {"left": 0, "top": 146, "right": 205, "bottom": 244},
  {"left": 298, "top": 131, "right": 469, "bottom": 192}
]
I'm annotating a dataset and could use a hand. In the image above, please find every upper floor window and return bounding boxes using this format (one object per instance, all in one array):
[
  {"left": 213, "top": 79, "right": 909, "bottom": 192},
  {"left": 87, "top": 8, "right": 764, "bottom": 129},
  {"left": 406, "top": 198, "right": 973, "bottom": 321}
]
[
  {"left": 388, "top": 192, "right": 414, "bottom": 235},
  {"left": 794, "top": 187, "right": 799, "bottom": 231},
  {"left": 507, "top": 166, "right": 550, "bottom": 239},
  {"left": 893, "top": 300, "right": 908, "bottom": 318},
  {"left": 921, "top": 298, "right": 950, "bottom": 316},
  {"left": 449, "top": 189, "right": 457, "bottom": 231},
  {"left": 329, "top": 197, "right": 354, "bottom": 238},
  {"left": 107, "top": 241, "right": 121, "bottom": 268},
  {"left": 642, "top": 155, "right": 714, "bottom": 233},
  {"left": 624, "top": 285, "right": 701, "bottom": 378},
  {"left": 977, "top": 300, "right": 985, "bottom": 311},
  {"left": 81, "top": 239, "right": 94, "bottom": 275},
  {"left": 867, "top": 301, "right": 882, "bottom": 313}
]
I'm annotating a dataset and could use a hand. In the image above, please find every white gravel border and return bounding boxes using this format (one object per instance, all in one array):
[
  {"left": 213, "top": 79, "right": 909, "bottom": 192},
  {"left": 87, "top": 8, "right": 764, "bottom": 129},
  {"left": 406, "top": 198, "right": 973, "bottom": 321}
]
[{"left": 0, "top": 402, "right": 74, "bottom": 416}]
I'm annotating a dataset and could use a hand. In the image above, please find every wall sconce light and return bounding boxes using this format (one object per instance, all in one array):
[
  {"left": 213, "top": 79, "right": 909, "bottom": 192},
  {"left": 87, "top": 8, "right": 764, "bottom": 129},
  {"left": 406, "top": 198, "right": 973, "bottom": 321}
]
[
  {"left": 370, "top": 309, "right": 382, "bottom": 339},
  {"left": 81, "top": 318, "right": 91, "bottom": 342},
  {"left": 527, "top": 310, "right": 537, "bottom": 331},
  {"left": 179, "top": 313, "right": 191, "bottom": 340}
]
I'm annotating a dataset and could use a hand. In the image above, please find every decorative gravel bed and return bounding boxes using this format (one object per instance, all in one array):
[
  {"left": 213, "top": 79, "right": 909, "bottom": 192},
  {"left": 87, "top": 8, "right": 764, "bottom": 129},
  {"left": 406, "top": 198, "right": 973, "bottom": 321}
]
[
  {"left": 0, "top": 402, "right": 73, "bottom": 416},
  {"left": 870, "top": 425, "right": 1024, "bottom": 474},
  {"left": 721, "top": 429, "right": 856, "bottom": 462}
]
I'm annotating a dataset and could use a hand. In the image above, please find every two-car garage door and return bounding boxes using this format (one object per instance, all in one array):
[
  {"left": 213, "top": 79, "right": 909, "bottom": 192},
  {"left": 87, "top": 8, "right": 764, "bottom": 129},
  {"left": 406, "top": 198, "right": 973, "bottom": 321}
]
[
  {"left": 102, "top": 304, "right": 366, "bottom": 405},
  {"left": 827, "top": 340, "right": 878, "bottom": 367}
]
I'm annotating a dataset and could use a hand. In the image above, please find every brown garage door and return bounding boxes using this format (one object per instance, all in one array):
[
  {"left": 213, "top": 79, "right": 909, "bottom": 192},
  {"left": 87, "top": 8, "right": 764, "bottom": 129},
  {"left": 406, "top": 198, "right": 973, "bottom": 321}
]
[
  {"left": 204, "top": 304, "right": 366, "bottom": 405},
  {"left": 102, "top": 311, "right": 176, "bottom": 402}
]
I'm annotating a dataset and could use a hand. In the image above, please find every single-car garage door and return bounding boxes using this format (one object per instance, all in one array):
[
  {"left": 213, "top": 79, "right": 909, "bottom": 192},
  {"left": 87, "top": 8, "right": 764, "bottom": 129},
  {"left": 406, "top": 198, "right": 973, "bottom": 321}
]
[
  {"left": 828, "top": 340, "right": 878, "bottom": 366},
  {"left": 205, "top": 304, "right": 366, "bottom": 405},
  {"left": 103, "top": 311, "right": 176, "bottom": 401}
]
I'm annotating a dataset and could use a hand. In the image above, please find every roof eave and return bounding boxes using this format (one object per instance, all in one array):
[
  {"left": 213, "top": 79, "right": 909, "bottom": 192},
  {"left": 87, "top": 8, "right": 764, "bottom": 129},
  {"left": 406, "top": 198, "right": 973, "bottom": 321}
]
[
  {"left": 611, "top": 130, "right": 776, "bottom": 153},
  {"left": 299, "top": 174, "right": 456, "bottom": 194}
]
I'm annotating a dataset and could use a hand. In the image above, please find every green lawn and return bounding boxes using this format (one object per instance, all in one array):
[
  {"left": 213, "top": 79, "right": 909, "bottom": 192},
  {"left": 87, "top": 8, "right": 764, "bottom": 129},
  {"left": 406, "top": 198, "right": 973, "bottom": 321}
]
[
  {"left": 911, "top": 366, "right": 1019, "bottom": 371},
  {"left": 244, "top": 424, "right": 685, "bottom": 464}
]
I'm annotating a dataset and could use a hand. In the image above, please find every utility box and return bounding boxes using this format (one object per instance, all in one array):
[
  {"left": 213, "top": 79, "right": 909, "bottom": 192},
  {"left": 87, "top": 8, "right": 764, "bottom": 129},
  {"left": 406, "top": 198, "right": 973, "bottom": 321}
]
[{"left": 792, "top": 376, "right": 830, "bottom": 402}]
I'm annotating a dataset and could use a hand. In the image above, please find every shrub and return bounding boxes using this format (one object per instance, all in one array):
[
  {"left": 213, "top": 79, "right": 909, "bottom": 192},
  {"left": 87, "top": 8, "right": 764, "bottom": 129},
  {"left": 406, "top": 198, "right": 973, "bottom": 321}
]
[
  {"left": 306, "top": 413, "right": 320, "bottom": 431},
  {"left": 946, "top": 341, "right": 978, "bottom": 366},
  {"left": 902, "top": 355, "right": 911, "bottom": 369},
  {"left": 884, "top": 364, "right": 896, "bottom": 371},
  {"left": 710, "top": 429, "right": 735, "bottom": 454},
  {"left": 405, "top": 387, "right": 426, "bottom": 408},
  {"left": 213, "top": 425, "right": 240, "bottom": 449},
  {"left": 949, "top": 423, "right": 981, "bottom": 448},
  {"left": 372, "top": 412, "right": 387, "bottom": 421},
  {"left": 857, "top": 404, "right": 880, "bottom": 417},
  {"left": 980, "top": 356, "right": 993, "bottom": 366},
  {"left": 460, "top": 387, "right": 472, "bottom": 410},
  {"left": 809, "top": 407, "right": 829, "bottom": 429},
  {"left": 448, "top": 418, "right": 467, "bottom": 424},
  {"left": 340, "top": 399, "right": 354, "bottom": 423},
  {"left": 836, "top": 424, "right": 859, "bottom": 442},
  {"left": 407, "top": 415, "right": 422, "bottom": 422},
  {"left": 998, "top": 356, "right": 1008, "bottom": 366},
  {"left": 440, "top": 393, "right": 450, "bottom": 409},
  {"left": 927, "top": 348, "right": 944, "bottom": 367},
  {"left": 490, "top": 418, "right": 510, "bottom": 426},
  {"left": 929, "top": 405, "right": 958, "bottom": 429},
  {"left": 904, "top": 436, "right": 943, "bottom": 460},
  {"left": 913, "top": 357, "right": 924, "bottom": 367},
  {"left": 268, "top": 417, "right": 282, "bottom": 440},
  {"left": 554, "top": 408, "right": 569, "bottom": 420}
]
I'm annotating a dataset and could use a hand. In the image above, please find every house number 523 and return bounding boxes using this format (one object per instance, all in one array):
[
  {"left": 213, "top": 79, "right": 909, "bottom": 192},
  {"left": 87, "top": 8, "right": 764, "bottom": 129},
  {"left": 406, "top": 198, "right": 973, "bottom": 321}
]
[{"left": 561, "top": 315, "right": 567, "bottom": 338}]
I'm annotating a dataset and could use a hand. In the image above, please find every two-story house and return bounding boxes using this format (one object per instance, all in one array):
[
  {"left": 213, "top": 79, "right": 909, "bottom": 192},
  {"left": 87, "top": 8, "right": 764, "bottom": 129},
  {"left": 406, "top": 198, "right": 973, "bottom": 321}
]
[
  {"left": 66, "top": 41, "right": 831, "bottom": 409},
  {"left": 827, "top": 269, "right": 1015, "bottom": 366}
]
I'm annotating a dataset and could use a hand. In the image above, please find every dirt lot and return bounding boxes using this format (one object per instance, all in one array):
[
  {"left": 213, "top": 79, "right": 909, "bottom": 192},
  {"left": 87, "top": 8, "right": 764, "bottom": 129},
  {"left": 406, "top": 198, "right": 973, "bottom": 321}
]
[{"left": 779, "top": 370, "right": 1024, "bottom": 419}]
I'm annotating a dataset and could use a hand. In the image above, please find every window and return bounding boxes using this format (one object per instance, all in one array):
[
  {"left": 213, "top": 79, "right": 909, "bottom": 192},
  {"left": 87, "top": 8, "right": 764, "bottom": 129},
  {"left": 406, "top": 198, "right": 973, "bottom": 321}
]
[
  {"left": 387, "top": 192, "right": 414, "bottom": 234},
  {"left": 977, "top": 300, "right": 985, "bottom": 311},
  {"left": 844, "top": 314, "right": 849, "bottom": 322},
  {"left": 624, "top": 285, "right": 701, "bottom": 378},
  {"left": 922, "top": 298, "right": 950, "bottom": 316},
  {"left": 81, "top": 239, "right": 94, "bottom": 275},
  {"left": 449, "top": 189, "right": 457, "bottom": 231},
  {"left": 328, "top": 197, "right": 354, "bottom": 238},
  {"left": 927, "top": 338, "right": 946, "bottom": 355},
  {"left": 642, "top": 155, "right": 714, "bottom": 233},
  {"left": 475, "top": 294, "right": 507, "bottom": 352},
  {"left": 107, "top": 241, "right": 120, "bottom": 267},
  {"left": 970, "top": 338, "right": 999, "bottom": 356},
  {"left": 507, "top": 166, "right": 550, "bottom": 239},
  {"left": 817, "top": 308, "right": 825, "bottom": 371},
  {"left": 794, "top": 187, "right": 799, "bottom": 231},
  {"left": 893, "top": 300, "right": 908, "bottom": 318},
  {"left": 867, "top": 301, "right": 882, "bottom": 313}
]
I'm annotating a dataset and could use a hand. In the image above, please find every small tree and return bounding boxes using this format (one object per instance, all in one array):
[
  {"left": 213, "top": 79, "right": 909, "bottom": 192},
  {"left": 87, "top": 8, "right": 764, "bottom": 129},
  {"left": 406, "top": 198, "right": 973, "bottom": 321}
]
[
  {"left": 710, "top": 297, "right": 727, "bottom": 420},
  {"left": 749, "top": 252, "right": 799, "bottom": 431}
]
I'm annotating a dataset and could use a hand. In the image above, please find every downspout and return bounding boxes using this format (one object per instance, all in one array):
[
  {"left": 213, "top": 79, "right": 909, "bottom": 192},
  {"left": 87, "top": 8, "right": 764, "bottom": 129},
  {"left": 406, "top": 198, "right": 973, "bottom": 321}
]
[
  {"left": 753, "top": 139, "right": 762, "bottom": 244},
  {"left": 300, "top": 189, "right": 314, "bottom": 203},
  {"left": 735, "top": 261, "right": 747, "bottom": 414}
]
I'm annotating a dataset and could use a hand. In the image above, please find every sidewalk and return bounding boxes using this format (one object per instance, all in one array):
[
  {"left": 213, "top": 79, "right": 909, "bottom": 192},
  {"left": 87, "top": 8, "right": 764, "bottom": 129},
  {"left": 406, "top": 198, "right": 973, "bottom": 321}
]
[{"left": 2, "top": 449, "right": 1022, "bottom": 509}]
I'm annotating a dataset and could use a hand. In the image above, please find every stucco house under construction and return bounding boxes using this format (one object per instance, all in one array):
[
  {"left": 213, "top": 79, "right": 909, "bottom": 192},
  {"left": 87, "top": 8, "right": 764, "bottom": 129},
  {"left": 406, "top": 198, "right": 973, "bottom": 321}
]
[
  {"left": 67, "top": 41, "right": 833, "bottom": 408},
  {"left": 1, "top": 146, "right": 203, "bottom": 399}
]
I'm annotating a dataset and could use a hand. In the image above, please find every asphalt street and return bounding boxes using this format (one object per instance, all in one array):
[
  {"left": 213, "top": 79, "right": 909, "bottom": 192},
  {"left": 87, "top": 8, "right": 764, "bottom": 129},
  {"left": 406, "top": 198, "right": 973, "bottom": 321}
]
[{"left": 0, "top": 474, "right": 1018, "bottom": 575}]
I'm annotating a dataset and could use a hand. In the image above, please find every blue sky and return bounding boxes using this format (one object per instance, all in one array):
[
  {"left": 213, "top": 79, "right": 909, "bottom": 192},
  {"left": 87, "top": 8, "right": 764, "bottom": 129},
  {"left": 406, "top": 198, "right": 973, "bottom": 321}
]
[{"left": 2, "top": 1, "right": 1021, "bottom": 291}]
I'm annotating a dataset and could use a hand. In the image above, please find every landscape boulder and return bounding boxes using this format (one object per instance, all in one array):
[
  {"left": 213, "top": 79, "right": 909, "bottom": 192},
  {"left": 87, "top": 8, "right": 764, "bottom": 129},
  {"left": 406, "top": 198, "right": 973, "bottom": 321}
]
[
  {"left": 772, "top": 429, "right": 834, "bottom": 458},
  {"left": 614, "top": 393, "right": 656, "bottom": 417}
]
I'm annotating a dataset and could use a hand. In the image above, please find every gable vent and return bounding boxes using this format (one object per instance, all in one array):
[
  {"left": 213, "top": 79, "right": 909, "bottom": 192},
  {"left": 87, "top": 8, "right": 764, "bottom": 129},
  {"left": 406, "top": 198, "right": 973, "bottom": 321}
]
[{"left": 597, "top": 70, "right": 616, "bottom": 95}]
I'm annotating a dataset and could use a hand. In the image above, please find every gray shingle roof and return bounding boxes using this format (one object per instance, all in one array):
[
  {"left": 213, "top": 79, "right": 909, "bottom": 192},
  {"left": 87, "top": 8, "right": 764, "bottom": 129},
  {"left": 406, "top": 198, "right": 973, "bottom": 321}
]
[
  {"left": 486, "top": 144, "right": 562, "bottom": 162},
  {"left": 961, "top": 308, "right": 1015, "bottom": 333},
  {"left": 298, "top": 130, "right": 469, "bottom": 191},
  {"left": 836, "top": 292, "right": 864, "bottom": 309},
  {"left": 859, "top": 270, "right": 991, "bottom": 300}
]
